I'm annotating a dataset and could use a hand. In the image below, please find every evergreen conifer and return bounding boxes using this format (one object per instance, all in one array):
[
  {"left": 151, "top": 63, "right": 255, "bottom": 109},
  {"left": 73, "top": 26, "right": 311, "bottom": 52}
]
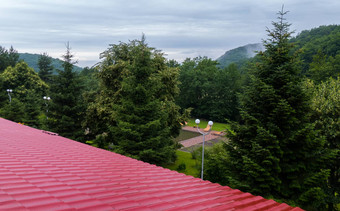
[
  {"left": 38, "top": 53, "right": 54, "bottom": 84},
  {"left": 225, "top": 8, "right": 328, "bottom": 209},
  {"left": 47, "top": 43, "right": 84, "bottom": 140}
]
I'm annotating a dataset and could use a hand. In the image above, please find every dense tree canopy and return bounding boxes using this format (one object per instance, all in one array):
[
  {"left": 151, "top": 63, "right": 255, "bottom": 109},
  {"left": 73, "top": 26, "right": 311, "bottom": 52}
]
[
  {"left": 306, "top": 77, "right": 340, "bottom": 210},
  {"left": 1, "top": 62, "right": 48, "bottom": 99},
  {"left": 307, "top": 50, "right": 340, "bottom": 83},
  {"left": 0, "top": 62, "right": 48, "bottom": 126},
  {"left": 290, "top": 24, "right": 340, "bottom": 72},
  {"left": 84, "top": 37, "right": 182, "bottom": 165},
  {"left": 177, "top": 57, "right": 242, "bottom": 122}
]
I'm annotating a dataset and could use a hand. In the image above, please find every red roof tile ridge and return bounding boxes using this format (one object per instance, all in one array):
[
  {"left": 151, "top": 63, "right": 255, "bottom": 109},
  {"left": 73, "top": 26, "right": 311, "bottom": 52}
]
[{"left": 41, "top": 130, "right": 59, "bottom": 136}]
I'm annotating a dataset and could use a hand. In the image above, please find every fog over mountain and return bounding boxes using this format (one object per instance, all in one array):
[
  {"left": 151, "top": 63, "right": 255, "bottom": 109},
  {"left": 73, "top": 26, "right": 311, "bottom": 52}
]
[{"left": 217, "top": 43, "right": 263, "bottom": 68}]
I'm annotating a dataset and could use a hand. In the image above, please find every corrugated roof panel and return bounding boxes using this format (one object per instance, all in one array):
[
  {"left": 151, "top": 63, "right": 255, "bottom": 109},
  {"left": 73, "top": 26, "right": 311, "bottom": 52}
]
[
  {"left": 0, "top": 118, "right": 303, "bottom": 210},
  {"left": 0, "top": 201, "right": 27, "bottom": 210},
  {"left": 252, "top": 199, "right": 282, "bottom": 210}
]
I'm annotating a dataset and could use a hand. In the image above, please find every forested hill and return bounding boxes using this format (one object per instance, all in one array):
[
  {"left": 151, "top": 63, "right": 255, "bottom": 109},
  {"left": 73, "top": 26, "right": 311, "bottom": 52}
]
[
  {"left": 217, "top": 25, "right": 340, "bottom": 71},
  {"left": 216, "top": 43, "right": 263, "bottom": 68},
  {"left": 290, "top": 24, "right": 340, "bottom": 71},
  {"left": 19, "top": 53, "right": 83, "bottom": 74}
]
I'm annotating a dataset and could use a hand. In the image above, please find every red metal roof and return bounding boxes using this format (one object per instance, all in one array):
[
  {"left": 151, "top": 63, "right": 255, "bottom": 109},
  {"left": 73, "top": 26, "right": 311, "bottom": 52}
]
[{"left": 0, "top": 118, "right": 303, "bottom": 210}]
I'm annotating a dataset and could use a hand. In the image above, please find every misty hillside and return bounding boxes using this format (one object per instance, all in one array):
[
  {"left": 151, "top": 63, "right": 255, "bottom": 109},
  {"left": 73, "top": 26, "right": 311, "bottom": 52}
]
[
  {"left": 217, "top": 43, "right": 263, "bottom": 68},
  {"left": 19, "top": 53, "right": 83, "bottom": 74}
]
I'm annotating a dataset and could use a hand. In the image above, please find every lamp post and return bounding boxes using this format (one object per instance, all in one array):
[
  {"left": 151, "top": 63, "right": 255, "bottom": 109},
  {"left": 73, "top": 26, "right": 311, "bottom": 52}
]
[
  {"left": 195, "top": 119, "right": 213, "bottom": 180},
  {"left": 6, "top": 89, "right": 12, "bottom": 103},
  {"left": 43, "top": 96, "right": 51, "bottom": 119}
]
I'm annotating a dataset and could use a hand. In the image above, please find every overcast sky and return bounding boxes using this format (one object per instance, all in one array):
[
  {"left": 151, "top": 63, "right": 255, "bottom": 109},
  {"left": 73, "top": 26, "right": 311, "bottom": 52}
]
[{"left": 1, "top": 0, "right": 339, "bottom": 67}]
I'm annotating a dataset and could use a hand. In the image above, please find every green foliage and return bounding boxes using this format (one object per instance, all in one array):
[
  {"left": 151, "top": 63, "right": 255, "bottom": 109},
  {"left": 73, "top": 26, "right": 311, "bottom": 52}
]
[
  {"left": 307, "top": 50, "right": 340, "bottom": 83},
  {"left": 197, "top": 142, "right": 231, "bottom": 185},
  {"left": 0, "top": 98, "right": 25, "bottom": 123},
  {"left": 290, "top": 24, "right": 340, "bottom": 73},
  {"left": 47, "top": 44, "right": 85, "bottom": 140},
  {"left": 177, "top": 57, "right": 243, "bottom": 122},
  {"left": 176, "top": 163, "right": 186, "bottom": 171},
  {"left": 38, "top": 53, "right": 54, "bottom": 84},
  {"left": 79, "top": 66, "right": 100, "bottom": 92},
  {"left": 0, "top": 62, "right": 48, "bottom": 126},
  {"left": 22, "top": 91, "right": 44, "bottom": 127},
  {"left": 306, "top": 77, "right": 340, "bottom": 210},
  {"left": 166, "top": 59, "right": 180, "bottom": 68},
  {"left": 163, "top": 150, "right": 199, "bottom": 177},
  {"left": 177, "top": 57, "right": 218, "bottom": 119},
  {"left": 1, "top": 62, "right": 48, "bottom": 99},
  {"left": 0, "top": 46, "right": 19, "bottom": 73},
  {"left": 224, "top": 9, "right": 328, "bottom": 209},
  {"left": 84, "top": 37, "right": 182, "bottom": 165}
]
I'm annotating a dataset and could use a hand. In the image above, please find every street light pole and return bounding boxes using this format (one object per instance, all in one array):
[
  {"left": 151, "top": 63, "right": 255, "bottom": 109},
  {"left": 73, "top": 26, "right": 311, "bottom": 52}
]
[
  {"left": 195, "top": 119, "right": 213, "bottom": 180},
  {"left": 43, "top": 96, "right": 51, "bottom": 119},
  {"left": 6, "top": 89, "right": 12, "bottom": 103}
]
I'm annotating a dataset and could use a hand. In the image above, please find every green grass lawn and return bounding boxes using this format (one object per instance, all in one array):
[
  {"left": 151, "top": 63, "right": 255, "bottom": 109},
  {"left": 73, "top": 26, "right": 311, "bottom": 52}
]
[
  {"left": 164, "top": 120, "right": 229, "bottom": 177},
  {"left": 186, "top": 118, "right": 230, "bottom": 132},
  {"left": 163, "top": 150, "right": 199, "bottom": 177}
]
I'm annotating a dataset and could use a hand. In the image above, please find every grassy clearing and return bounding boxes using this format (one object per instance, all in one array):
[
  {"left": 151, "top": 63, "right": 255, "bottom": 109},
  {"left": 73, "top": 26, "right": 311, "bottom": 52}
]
[
  {"left": 163, "top": 150, "right": 199, "bottom": 177},
  {"left": 186, "top": 118, "right": 230, "bottom": 132}
]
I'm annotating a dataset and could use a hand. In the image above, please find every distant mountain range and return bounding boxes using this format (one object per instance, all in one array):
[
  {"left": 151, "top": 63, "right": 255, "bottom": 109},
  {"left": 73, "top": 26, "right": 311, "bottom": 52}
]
[
  {"left": 19, "top": 44, "right": 262, "bottom": 72},
  {"left": 217, "top": 43, "right": 263, "bottom": 68},
  {"left": 18, "top": 53, "right": 83, "bottom": 74}
]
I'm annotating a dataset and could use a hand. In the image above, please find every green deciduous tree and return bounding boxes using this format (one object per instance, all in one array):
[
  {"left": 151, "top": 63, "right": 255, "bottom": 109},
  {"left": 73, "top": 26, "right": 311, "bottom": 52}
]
[
  {"left": 290, "top": 25, "right": 340, "bottom": 73},
  {"left": 211, "top": 63, "right": 243, "bottom": 122},
  {"left": 177, "top": 57, "right": 218, "bottom": 120},
  {"left": 224, "top": 9, "right": 327, "bottom": 209},
  {"left": 0, "top": 62, "right": 48, "bottom": 126},
  {"left": 1, "top": 62, "right": 48, "bottom": 99},
  {"left": 177, "top": 57, "right": 242, "bottom": 122},
  {"left": 200, "top": 142, "right": 231, "bottom": 185},
  {"left": 84, "top": 37, "right": 182, "bottom": 165},
  {"left": 306, "top": 77, "right": 340, "bottom": 210},
  {"left": 307, "top": 50, "right": 340, "bottom": 84}
]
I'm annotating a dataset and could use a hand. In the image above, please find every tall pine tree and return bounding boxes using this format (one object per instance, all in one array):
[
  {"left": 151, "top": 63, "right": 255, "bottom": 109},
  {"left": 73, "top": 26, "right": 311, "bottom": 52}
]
[
  {"left": 47, "top": 43, "right": 84, "bottom": 140},
  {"left": 38, "top": 52, "right": 54, "bottom": 84},
  {"left": 225, "top": 8, "right": 328, "bottom": 209},
  {"left": 0, "top": 46, "right": 19, "bottom": 73}
]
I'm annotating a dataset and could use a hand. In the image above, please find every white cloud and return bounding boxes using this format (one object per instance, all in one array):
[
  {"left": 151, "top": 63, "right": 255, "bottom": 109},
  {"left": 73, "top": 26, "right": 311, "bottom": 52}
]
[{"left": 0, "top": 0, "right": 339, "bottom": 67}]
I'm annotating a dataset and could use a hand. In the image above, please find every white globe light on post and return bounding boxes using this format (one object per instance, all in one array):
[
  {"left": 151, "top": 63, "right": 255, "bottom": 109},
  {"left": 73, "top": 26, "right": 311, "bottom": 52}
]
[
  {"left": 195, "top": 119, "right": 200, "bottom": 124},
  {"left": 43, "top": 96, "right": 51, "bottom": 119},
  {"left": 6, "top": 89, "right": 12, "bottom": 103},
  {"left": 195, "top": 119, "right": 213, "bottom": 180}
]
